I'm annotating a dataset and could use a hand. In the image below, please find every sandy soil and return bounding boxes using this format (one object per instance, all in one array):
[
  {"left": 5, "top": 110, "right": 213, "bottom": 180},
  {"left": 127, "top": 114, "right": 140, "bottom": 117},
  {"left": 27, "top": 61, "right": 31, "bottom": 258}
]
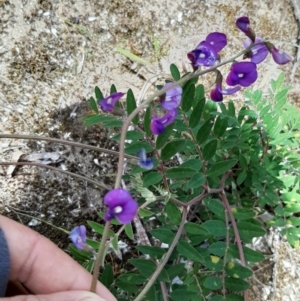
[{"left": 0, "top": 0, "right": 300, "bottom": 300}]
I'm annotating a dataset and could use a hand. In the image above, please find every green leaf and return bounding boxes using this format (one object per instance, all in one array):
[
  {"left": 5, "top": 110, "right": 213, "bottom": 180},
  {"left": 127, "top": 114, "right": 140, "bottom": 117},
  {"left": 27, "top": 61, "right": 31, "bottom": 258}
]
[
  {"left": 169, "top": 289, "right": 197, "bottom": 301},
  {"left": 144, "top": 107, "right": 152, "bottom": 137},
  {"left": 213, "top": 115, "right": 228, "bottom": 137},
  {"left": 202, "top": 220, "right": 227, "bottom": 236},
  {"left": 128, "top": 259, "right": 156, "bottom": 278},
  {"left": 111, "top": 235, "right": 119, "bottom": 251},
  {"left": 170, "top": 64, "right": 181, "bottom": 81},
  {"left": 125, "top": 142, "right": 153, "bottom": 155},
  {"left": 112, "top": 130, "right": 144, "bottom": 141},
  {"left": 224, "top": 277, "right": 250, "bottom": 292},
  {"left": 161, "top": 139, "right": 186, "bottom": 160},
  {"left": 232, "top": 208, "right": 256, "bottom": 220},
  {"left": 102, "top": 120, "right": 123, "bottom": 128},
  {"left": 100, "top": 264, "right": 114, "bottom": 288},
  {"left": 203, "top": 100, "right": 217, "bottom": 121},
  {"left": 177, "top": 240, "right": 204, "bottom": 262},
  {"left": 209, "top": 242, "right": 226, "bottom": 257},
  {"left": 187, "top": 173, "right": 206, "bottom": 189},
  {"left": 203, "top": 139, "right": 218, "bottom": 160},
  {"left": 207, "top": 159, "right": 238, "bottom": 178},
  {"left": 82, "top": 115, "right": 117, "bottom": 127},
  {"left": 143, "top": 172, "right": 163, "bottom": 187},
  {"left": 205, "top": 199, "right": 225, "bottom": 221},
  {"left": 181, "top": 158, "right": 202, "bottom": 171},
  {"left": 139, "top": 208, "right": 154, "bottom": 218},
  {"left": 203, "top": 276, "right": 222, "bottom": 290},
  {"left": 95, "top": 86, "right": 103, "bottom": 100},
  {"left": 126, "top": 89, "right": 138, "bottom": 125},
  {"left": 89, "top": 97, "right": 99, "bottom": 114},
  {"left": 117, "top": 273, "right": 147, "bottom": 285},
  {"left": 156, "top": 123, "right": 175, "bottom": 149},
  {"left": 184, "top": 222, "right": 209, "bottom": 235},
  {"left": 166, "top": 167, "right": 197, "bottom": 179},
  {"left": 125, "top": 223, "right": 134, "bottom": 240},
  {"left": 150, "top": 228, "right": 175, "bottom": 245},
  {"left": 87, "top": 221, "right": 115, "bottom": 237},
  {"left": 115, "top": 281, "right": 138, "bottom": 293},
  {"left": 203, "top": 255, "right": 223, "bottom": 272},
  {"left": 137, "top": 246, "right": 166, "bottom": 259},
  {"left": 228, "top": 100, "right": 235, "bottom": 117},
  {"left": 196, "top": 117, "right": 214, "bottom": 145},
  {"left": 229, "top": 243, "right": 265, "bottom": 262},
  {"left": 237, "top": 171, "right": 247, "bottom": 185},
  {"left": 167, "top": 263, "right": 186, "bottom": 279},
  {"left": 225, "top": 294, "right": 244, "bottom": 301},
  {"left": 189, "top": 95, "right": 206, "bottom": 128},
  {"left": 236, "top": 221, "right": 265, "bottom": 242},
  {"left": 110, "top": 84, "right": 117, "bottom": 94},
  {"left": 193, "top": 84, "right": 205, "bottom": 105},
  {"left": 165, "top": 202, "right": 181, "bottom": 225},
  {"left": 225, "top": 261, "right": 253, "bottom": 279},
  {"left": 181, "top": 82, "right": 195, "bottom": 112}
]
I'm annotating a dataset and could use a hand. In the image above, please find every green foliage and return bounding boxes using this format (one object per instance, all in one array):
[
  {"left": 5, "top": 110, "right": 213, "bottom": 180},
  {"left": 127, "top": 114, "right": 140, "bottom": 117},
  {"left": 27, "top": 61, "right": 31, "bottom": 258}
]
[{"left": 78, "top": 72, "right": 300, "bottom": 300}]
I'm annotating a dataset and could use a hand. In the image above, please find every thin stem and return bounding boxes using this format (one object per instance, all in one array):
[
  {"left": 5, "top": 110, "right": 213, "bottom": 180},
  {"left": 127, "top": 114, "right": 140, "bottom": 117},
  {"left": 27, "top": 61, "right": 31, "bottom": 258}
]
[
  {"left": 90, "top": 220, "right": 112, "bottom": 292},
  {"left": 0, "top": 134, "right": 137, "bottom": 160},
  {"left": 0, "top": 161, "right": 111, "bottom": 190},
  {"left": 114, "top": 46, "right": 255, "bottom": 189},
  {"left": 134, "top": 207, "right": 188, "bottom": 301}
]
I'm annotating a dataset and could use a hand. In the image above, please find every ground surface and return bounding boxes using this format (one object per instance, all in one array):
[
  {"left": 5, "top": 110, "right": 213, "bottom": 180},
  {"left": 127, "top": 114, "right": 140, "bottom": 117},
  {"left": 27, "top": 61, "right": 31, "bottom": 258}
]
[{"left": 1, "top": 0, "right": 300, "bottom": 300}]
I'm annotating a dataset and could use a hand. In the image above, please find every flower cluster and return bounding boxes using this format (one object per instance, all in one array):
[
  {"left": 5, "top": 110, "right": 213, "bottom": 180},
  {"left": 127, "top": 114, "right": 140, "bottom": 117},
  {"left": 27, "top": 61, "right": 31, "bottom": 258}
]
[{"left": 188, "top": 16, "right": 291, "bottom": 102}]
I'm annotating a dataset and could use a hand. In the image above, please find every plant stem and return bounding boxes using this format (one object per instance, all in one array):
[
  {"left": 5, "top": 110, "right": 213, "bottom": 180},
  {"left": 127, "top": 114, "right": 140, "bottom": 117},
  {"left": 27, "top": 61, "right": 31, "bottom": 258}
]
[
  {"left": 0, "top": 134, "right": 137, "bottom": 159},
  {"left": 133, "top": 207, "right": 188, "bottom": 301},
  {"left": 0, "top": 161, "right": 111, "bottom": 190},
  {"left": 90, "top": 220, "right": 112, "bottom": 293}
]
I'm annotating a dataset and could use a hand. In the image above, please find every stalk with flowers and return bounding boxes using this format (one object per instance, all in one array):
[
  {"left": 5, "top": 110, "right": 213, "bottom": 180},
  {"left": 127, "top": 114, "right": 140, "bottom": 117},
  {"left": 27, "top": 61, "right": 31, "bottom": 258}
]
[{"left": 65, "top": 16, "right": 298, "bottom": 301}]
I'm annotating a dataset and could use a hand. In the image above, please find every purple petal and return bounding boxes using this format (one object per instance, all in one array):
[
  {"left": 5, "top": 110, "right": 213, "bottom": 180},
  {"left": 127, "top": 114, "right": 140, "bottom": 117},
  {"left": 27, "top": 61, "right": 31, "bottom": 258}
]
[
  {"left": 99, "top": 92, "right": 125, "bottom": 112},
  {"left": 104, "top": 189, "right": 133, "bottom": 207},
  {"left": 138, "top": 149, "right": 154, "bottom": 170},
  {"left": 116, "top": 199, "right": 138, "bottom": 224},
  {"left": 271, "top": 48, "right": 292, "bottom": 65},
  {"left": 187, "top": 42, "right": 218, "bottom": 67},
  {"left": 243, "top": 37, "right": 268, "bottom": 64},
  {"left": 236, "top": 16, "right": 250, "bottom": 34},
  {"left": 210, "top": 87, "right": 223, "bottom": 102},
  {"left": 226, "top": 62, "right": 257, "bottom": 87},
  {"left": 150, "top": 109, "right": 178, "bottom": 135},
  {"left": 70, "top": 225, "right": 86, "bottom": 250},
  {"left": 161, "top": 83, "right": 183, "bottom": 110},
  {"left": 205, "top": 32, "right": 227, "bottom": 52},
  {"left": 220, "top": 86, "right": 241, "bottom": 95}
]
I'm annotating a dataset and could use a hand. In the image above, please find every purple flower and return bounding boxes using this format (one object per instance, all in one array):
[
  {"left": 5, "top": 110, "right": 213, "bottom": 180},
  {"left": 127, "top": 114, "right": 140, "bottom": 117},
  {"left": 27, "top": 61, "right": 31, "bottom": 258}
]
[
  {"left": 243, "top": 37, "right": 268, "bottom": 64},
  {"left": 161, "top": 83, "right": 183, "bottom": 110},
  {"left": 99, "top": 92, "right": 125, "bottom": 112},
  {"left": 236, "top": 16, "right": 255, "bottom": 42},
  {"left": 236, "top": 16, "right": 251, "bottom": 34},
  {"left": 150, "top": 109, "right": 177, "bottom": 135},
  {"left": 104, "top": 189, "right": 138, "bottom": 224},
  {"left": 187, "top": 42, "right": 218, "bottom": 67},
  {"left": 138, "top": 148, "right": 154, "bottom": 170},
  {"left": 202, "top": 32, "right": 227, "bottom": 53},
  {"left": 226, "top": 62, "right": 258, "bottom": 87},
  {"left": 210, "top": 83, "right": 241, "bottom": 102},
  {"left": 70, "top": 225, "right": 87, "bottom": 250},
  {"left": 270, "top": 47, "right": 292, "bottom": 65}
]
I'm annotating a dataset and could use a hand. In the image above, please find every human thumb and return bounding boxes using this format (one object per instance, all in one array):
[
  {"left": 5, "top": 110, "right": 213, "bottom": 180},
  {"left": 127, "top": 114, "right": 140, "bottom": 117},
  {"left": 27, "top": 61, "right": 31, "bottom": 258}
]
[{"left": 2, "top": 290, "right": 108, "bottom": 301}]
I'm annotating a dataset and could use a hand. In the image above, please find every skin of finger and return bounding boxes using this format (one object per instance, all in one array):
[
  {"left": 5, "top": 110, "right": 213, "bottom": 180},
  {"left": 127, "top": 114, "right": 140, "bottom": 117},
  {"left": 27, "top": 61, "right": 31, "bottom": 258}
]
[
  {"left": 0, "top": 216, "right": 116, "bottom": 301},
  {"left": 2, "top": 290, "right": 107, "bottom": 301}
]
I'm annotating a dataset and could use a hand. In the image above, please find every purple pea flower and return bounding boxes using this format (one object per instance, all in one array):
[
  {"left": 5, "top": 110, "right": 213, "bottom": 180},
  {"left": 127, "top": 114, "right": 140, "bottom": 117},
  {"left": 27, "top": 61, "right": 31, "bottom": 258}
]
[
  {"left": 270, "top": 47, "right": 292, "bottom": 65},
  {"left": 99, "top": 92, "right": 125, "bottom": 112},
  {"left": 187, "top": 42, "right": 218, "bottom": 68},
  {"left": 243, "top": 37, "right": 268, "bottom": 64},
  {"left": 210, "top": 83, "right": 241, "bottom": 102},
  {"left": 150, "top": 109, "right": 177, "bottom": 135},
  {"left": 236, "top": 16, "right": 255, "bottom": 42},
  {"left": 70, "top": 225, "right": 87, "bottom": 250},
  {"left": 104, "top": 189, "right": 138, "bottom": 224},
  {"left": 138, "top": 148, "right": 154, "bottom": 170},
  {"left": 226, "top": 62, "right": 258, "bottom": 87},
  {"left": 161, "top": 83, "right": 183, "bottom": 110},
  {"left": 202, "top": 32, "right": 227, "bottom": 53}
]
